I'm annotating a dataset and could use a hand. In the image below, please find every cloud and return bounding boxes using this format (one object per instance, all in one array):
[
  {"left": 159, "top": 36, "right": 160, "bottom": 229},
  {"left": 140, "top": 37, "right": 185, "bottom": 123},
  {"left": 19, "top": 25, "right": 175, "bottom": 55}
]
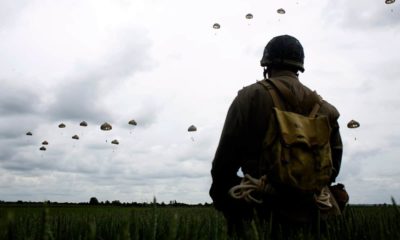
[
  {"left": 45, "top": 28, "right": 154, "bottom": 123},
  {"left": 0, "top": 0, "right": 30, "bottom": 28},
  {"left": 0, "top": 81, "right": 41, "bottom": 115},
  {"left": 324, "top": 0, "right": 400, "bottom": 29},
  {"left": 45, "top": 77, "right": 109, "bottom": 122},
  {"left": 0, "top": 114, "right": 43, "bottom": 141},
  {"left": 338, "top": 147, "right": 382, "bottom": 181},
  {"left": 1, "top": 0, "right": 400, "bottom": 204}
]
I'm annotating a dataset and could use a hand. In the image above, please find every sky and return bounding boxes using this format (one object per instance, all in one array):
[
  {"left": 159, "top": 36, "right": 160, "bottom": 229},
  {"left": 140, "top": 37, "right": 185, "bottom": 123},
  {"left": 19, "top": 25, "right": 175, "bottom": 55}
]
[{"left": 0, "top": 0, "right": 399, "bottom": 204}]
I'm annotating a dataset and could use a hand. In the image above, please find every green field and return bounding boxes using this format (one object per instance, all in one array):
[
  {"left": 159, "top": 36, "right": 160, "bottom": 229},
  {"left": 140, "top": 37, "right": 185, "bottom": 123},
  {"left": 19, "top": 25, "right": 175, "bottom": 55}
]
[{"left": 1, "top": 203, "right": 400, "bottom": 240}]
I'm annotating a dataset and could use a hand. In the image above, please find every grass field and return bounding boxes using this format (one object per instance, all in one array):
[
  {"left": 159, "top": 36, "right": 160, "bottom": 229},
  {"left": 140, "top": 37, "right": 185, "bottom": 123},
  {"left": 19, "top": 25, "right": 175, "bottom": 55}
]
[{"left": 1, "top": 202, "right": 400, "bottom": 240}]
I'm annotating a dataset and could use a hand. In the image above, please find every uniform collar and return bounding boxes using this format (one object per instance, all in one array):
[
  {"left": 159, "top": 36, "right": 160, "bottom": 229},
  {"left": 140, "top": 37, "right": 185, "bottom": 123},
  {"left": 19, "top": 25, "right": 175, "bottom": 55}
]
[{"left": 269, "top": 70, "right": 299, "bottom": 82}]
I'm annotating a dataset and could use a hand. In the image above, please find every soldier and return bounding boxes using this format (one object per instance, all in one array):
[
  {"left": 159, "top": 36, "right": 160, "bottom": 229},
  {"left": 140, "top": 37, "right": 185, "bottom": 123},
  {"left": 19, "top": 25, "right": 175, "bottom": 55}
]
[{"left": 209, "top": 35, "right": 344, "bottom": 238}]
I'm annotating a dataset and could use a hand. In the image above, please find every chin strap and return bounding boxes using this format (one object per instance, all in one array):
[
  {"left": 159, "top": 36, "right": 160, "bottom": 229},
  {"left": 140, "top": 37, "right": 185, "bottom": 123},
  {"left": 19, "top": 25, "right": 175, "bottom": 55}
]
[{"left": 263, "top": 67, "right": 268, "bottom": 79}]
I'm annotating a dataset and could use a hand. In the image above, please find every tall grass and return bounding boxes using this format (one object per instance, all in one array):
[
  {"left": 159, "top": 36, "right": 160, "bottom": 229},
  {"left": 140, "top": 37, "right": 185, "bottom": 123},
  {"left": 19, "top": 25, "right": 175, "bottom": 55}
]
[{"left": 1, "top": 203, "right": 399, "bottom": 240}]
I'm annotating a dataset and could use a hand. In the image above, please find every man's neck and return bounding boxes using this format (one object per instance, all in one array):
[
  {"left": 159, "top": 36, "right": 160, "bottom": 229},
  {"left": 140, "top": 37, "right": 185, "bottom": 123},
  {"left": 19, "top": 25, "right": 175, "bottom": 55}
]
[{"left": 269, "top": 70, "right": 299, "bottom": 79}]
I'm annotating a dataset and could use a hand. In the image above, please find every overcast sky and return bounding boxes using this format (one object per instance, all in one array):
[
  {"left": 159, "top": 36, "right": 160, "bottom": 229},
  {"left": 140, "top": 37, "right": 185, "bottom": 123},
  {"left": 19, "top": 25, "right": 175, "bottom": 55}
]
[{"left": 1, "top": 0, "right": 399, "bottom": 204}]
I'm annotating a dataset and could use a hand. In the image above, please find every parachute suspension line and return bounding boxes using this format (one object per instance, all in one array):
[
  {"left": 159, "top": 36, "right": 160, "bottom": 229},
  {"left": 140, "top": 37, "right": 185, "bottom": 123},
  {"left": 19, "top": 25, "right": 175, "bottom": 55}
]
[{"left": 229, "top": 174, "right": 268, "bottom": 204}]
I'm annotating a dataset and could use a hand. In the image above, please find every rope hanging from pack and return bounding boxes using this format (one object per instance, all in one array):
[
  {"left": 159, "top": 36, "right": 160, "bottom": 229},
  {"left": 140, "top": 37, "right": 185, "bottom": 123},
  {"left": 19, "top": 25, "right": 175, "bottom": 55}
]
[
  {"left": 314, "top": 186, "right": 340, "bottom": 211},
  {"left": 229, "top": 173, "right": 339, "bottom": 213},
  {"left": 229, "top": 174, "right": 268, "bottom": 204}
]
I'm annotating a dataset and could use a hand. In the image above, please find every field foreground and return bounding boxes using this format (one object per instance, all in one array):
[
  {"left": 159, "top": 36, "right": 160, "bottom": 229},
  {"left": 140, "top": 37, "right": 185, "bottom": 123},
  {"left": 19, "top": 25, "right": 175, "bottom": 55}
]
[{"left": 1, "top": 203, "right": 400, "bottom": 240}]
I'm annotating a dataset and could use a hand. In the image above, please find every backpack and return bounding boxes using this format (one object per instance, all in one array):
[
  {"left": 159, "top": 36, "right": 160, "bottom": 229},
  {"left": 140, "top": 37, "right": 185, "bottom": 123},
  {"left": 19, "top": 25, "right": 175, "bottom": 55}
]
[{"left": 258, "top": 78, "right": 333, "bottom": 196}]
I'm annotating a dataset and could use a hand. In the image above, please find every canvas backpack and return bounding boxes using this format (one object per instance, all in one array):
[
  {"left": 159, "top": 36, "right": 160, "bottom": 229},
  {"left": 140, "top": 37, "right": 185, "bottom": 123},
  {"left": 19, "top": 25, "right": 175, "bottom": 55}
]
[{"left": 258, "top": 78, "right": 333, "bottom": 196}]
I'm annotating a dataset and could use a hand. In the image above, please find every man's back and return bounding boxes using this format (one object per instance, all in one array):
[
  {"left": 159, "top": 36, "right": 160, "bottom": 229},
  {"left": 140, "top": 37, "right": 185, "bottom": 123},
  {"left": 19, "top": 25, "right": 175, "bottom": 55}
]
[
  {"left": 210, "top": 70, "right": 341, "bottom": 194},
  {"left": 209, "top": 35, "right": 344, "bottom": 237},
  {"left": 210, "top": 71, "right": 343, "bottom": 224}
]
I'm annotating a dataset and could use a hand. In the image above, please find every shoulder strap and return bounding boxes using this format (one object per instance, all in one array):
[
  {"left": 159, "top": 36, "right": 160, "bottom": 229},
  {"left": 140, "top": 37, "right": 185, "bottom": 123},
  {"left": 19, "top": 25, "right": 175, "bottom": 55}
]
[
  {"left": 258, "top": 80, "right": 284, "bottom": 110},
  {"left": 268, "top": 78, "right": 300, "bottom": 111},
  {"left": 259, "top": 79, "right": 323, "bottom": 117},
  {"left": 309, "top": 93, "right": 323, "bottom": 118}
]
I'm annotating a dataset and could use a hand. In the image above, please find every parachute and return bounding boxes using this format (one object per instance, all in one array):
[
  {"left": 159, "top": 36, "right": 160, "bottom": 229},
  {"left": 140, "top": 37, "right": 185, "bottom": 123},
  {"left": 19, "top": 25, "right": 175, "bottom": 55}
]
[
  {"left": 188, "top": 125, "right": 197, "bottom": 141},
  {"left": 100, "top": 122, "right": 112, "bottom": 131},
  {"left": 100, "top": 122, "right": 112, "bottom": 142},
  {"left": 79, "top": 121, "right": 88, "bottom": 136},
  {"left": 128, "top": 119, "right": 137, "bottom": 134},
  {"left": 111, "top": 139, "right": 119, "bottom": 152},
  {"left": 385, "top": 0, "right": 395, "bottom": 12},
  {"left": 245, "top": 13, "right": 253, "bottom": 26},
  {"left": 277, "top": 8, "right": 286, "bottom": 14},
  {"left": 212, "top": 23, "right": 221, "bottom": 35},
  {"left": 245, "top": 13, "right": 253, "bottom": 19},
  {"left": 71, "top": 134, "right": 79, "bottom": 148},
  {"left": 42, "top": 141, "right": 49, "bottom": 145},
  {"left": 128, "top": 119, "right": 137, "bottom": 126},
  {"left": 58, "top": 123, "right": 66, "bottom": 135},
  {"left": 188, "top": 125, "right": 197, "bottom": 132},
  {"left": 40, "top": 146, "right": 46, "bottom": 151},
  {"left": 26, "top": 132, "right": 33, "bottom": 136},
  {"left": 347, "top": 119, "right": 360, "bottom": 141},
  {"left": 347, "top": 120, "right": 360, "bottom": 129}
]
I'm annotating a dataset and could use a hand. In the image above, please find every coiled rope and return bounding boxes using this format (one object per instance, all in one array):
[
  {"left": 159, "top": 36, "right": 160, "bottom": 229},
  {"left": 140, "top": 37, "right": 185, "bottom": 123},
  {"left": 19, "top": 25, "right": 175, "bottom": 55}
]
[
  {"left": 229, "top": 174, "right": 335, "bottom": 211},
  {"left": 314, "top": 186, "right": 336, "bottom": 211},
  {"left": 229, "top": 174, "right": 268, "bottom": 204}
]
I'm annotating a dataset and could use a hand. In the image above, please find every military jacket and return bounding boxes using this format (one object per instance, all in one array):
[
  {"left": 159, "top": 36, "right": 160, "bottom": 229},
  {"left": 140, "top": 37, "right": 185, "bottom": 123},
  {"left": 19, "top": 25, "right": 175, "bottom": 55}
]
[{"left": 210, "top": 71, "right": 343, "bottom": 213}]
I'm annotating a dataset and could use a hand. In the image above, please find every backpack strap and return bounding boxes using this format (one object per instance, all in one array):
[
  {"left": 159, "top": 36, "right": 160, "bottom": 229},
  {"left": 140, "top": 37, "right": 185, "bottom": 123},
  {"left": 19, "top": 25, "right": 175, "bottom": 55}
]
[
  {"left": 258, "top": 80, "right": 285, "bottom": 110},
  {"left": 308, "top": 92, "right": 323, "bottom": 118},
  {"left": 258, "top": 79, "right": 323, "bottom": 117},
  {"left": 259, "top": 78, "right": 322, "bottom": 118},
  {"left": 268, "top": 78, "right": 300, "bottom": 111},
  {"left": 309, "top": 101, "right": 321, "bottom": 118}
]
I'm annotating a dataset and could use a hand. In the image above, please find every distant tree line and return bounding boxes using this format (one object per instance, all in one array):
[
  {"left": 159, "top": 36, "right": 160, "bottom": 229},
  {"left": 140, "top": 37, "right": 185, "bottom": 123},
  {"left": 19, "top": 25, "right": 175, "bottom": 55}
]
[
  {"left": 1, "top": 199, "right": 394, "bottom": 208},
  {"left": 0, "top": 198, "right": 213, "bottom": 208}
]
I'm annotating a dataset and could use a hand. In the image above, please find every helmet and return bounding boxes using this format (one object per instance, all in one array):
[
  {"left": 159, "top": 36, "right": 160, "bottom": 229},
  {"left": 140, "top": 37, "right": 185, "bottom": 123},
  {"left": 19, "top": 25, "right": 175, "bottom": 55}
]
[{"left": 260, "top": 35, "right": 305, "bottom": 72}]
